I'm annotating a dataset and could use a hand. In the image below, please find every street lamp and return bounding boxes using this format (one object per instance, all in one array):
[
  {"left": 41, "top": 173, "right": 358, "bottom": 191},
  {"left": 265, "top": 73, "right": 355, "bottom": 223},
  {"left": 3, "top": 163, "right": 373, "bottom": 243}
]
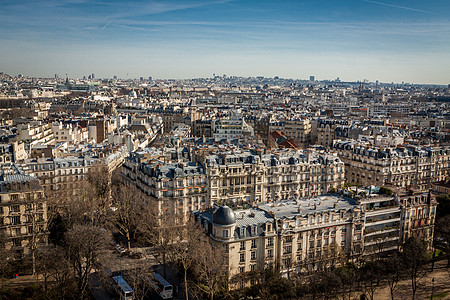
[{"left": 431, "top": 278, "right": 435, "bottom": 300}]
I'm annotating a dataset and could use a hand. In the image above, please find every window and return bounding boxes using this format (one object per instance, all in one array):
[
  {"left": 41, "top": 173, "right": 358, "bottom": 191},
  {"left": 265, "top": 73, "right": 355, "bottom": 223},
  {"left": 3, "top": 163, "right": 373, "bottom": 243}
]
[
  {"left": 240, "top": 253, "right": 245, "bottom": 262},
  {"left": 251, "top": 225, "right": 257, "bottom": 235},
  {"left": 222, "top": 230, "right": 229, "bottom": 238},
  {"left": 12, "top": 216, "right": 20, "bottom": 225},
  {"left": 284, "top": 246, "right": 292, "bottom": 254},
  {"left": 10, "top": 205, "right": 20, "bottom": 212},
  {"left": 240, "top": 241, "right": 245, "bottom": 250},
  {"left": 283, "top": 258, "right": 292, "bottom": 267},
  {"left": 267, "top": 249, "right": 273, "bottom": 258},
  {"left": 251, "top": 251, "right": 256, "bottom": 260},
  {"left": 267, "top": 237, "right": 274, "bottom": 247},
  {"left": 239, "top": 266, "right": 245, "bottom": 273},
  {"left": 250, "top": 264, "right": 256, "bottom": 271},
  {"left": 251, "top": 239, "right": 257, "bottom": 249},
  {"left": 240, "top": 227, "right": 246, "bottom": 237}
]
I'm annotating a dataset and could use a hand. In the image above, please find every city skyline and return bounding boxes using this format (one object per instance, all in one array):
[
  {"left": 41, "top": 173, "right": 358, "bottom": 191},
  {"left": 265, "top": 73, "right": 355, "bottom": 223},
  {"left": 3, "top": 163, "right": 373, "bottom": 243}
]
[{"left": 1, "top": 0, "right": 450, "bottom": 84}]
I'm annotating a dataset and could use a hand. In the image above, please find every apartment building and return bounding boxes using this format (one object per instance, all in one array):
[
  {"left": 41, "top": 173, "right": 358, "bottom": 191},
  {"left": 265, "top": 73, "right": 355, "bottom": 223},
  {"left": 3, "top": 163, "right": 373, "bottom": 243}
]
[
  {"left": 204, "top": 150, "right": 265, "bottom": 205},
  {"left": 333, "top": 139, "right": 450, "bottom": 191},
  {"left": 52, "top": 122, "right": 88, "bottom": 144},
  {"left": 17, "top": 122, "right": 55, "bottom": 146},
  {"left": 312, "top": 120, "right": 351, "bottom": 148},
  {"left": 197, "top": 190, "right": 437, "bottom": 287},
  {"left": 400, "top": 191, "right": 437, "bottom": 247},
  {"left": 121, "top": 158, "right": 209, "bottom": 218},
  {"left": 197, "top": 205, "right": 276, "bottom": 288},
  {"left": 0, "top": 141, "right": 28, "bottom": 163},
  {"left": 122, "top": 146, "right": 345, "bottom": 218},
  {"left": 269, "top": 119, "right": 311, "bottom": 148},
  {"left": 0, "top": 166, "right": 47, "bottom": 258},
  {"left": 24, "top": 145, "right": 127, "bottom": 193},
  {"left": 262, "top": 150, "right": 345, "bottom": 201},
  {"left": 213, "top": 116, "right": 254, "bottom": 141}
]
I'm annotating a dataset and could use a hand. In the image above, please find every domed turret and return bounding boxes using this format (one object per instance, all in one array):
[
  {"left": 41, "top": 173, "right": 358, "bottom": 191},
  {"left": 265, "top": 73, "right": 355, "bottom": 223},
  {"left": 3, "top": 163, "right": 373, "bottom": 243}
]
[{"left": 213, "top": 206, "right": 236, "bottom": 225}]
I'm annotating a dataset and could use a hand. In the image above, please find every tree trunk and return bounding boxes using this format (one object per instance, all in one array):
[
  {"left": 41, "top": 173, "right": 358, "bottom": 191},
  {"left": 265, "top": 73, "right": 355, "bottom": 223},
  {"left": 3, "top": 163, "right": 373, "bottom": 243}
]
[
  {"left": 32, "top": 249, "right": 36, "bottom": 276},
  {"left": 163, "top": 252, "right": 167, "bottom": 279},
  {"left": 127, "top": 232, "right": 131, "bottom": 251},
  {"left": 184, "top": 268, "right": 188, "bottom": 300}
]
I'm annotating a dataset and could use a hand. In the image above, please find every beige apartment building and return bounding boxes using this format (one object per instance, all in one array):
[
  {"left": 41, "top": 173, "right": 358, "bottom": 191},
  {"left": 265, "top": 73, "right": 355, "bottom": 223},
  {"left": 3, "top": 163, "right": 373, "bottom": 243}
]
[
  {"left": 122, "top": 147, "right": 345, "bottom": 220},
  {"left": 0, "top": 169, "right": 47, "bottom": 258},
  {"left": 121, "top": 158, "right": 210, "bottom": 218},
  {"left": 197, "top": 189, "right": 437, "bottom": 287},
  {"left": 333, "top": 139, "right": 450, "bottom": 191},
  {"left": 269, "top": 119, "right": 312, "bottom": 148}
]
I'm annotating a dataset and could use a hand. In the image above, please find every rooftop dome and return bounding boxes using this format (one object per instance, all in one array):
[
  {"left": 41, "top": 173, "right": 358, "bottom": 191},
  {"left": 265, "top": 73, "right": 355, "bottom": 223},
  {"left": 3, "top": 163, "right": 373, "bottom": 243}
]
[{"left": 213, "top": 206, "right": 236, "bottom": 225}]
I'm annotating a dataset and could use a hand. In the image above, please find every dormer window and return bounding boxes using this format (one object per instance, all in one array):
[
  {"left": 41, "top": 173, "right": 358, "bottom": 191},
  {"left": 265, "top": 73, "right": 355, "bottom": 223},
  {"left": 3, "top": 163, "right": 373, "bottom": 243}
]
[
  {"left": 240, "top": 227, "right": 246, "bottom": 237},
  {"left": 251, "top": 225, "right": 257, "bottom": 235}
]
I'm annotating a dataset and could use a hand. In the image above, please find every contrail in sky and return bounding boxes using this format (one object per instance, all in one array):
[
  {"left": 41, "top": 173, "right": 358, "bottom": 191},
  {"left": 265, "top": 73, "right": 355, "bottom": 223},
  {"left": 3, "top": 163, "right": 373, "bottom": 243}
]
[
  {"left": 362, "top": 0, "right": 431, "bottom": 14},
  {"left": 100, "top": 20, "right": 111, "bottom": 32}
]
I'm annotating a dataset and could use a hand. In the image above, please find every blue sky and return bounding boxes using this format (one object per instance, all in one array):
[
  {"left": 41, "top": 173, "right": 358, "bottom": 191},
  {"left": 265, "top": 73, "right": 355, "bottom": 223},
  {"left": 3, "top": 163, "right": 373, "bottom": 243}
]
[{"left": 1, "top": 0, "right": 449, "bottom": 84}]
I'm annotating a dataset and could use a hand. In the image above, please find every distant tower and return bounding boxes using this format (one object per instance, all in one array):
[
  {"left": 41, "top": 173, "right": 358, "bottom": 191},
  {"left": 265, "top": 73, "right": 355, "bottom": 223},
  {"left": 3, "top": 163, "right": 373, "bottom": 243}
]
[
  {"left": 309, "top": 75, "right": 315, "bottom": 81},
  {"left": 54, "top": 74, "right": 58, "bottom": 79},
  {"left": 148, "top": 76, "right": 152, "bottom": 81},
  {"left": 92, "top": 73, "right": 95, "bottom": 79},
  {"left": 113, "top": 75, "right": 118, "bottom": 80}
]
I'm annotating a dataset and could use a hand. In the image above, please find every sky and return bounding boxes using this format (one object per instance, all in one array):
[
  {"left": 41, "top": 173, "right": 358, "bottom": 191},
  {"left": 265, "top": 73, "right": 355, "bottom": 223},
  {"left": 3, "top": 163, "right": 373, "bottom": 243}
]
[{"left": 0, "top": 0, "right": 450, "bottom": 84}]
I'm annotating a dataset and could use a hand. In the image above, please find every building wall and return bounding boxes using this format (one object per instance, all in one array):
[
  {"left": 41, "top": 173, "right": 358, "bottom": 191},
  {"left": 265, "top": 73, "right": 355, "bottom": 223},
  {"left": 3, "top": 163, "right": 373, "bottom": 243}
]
[{"left": 0, "top": 178, "right": 47, "bottom": 258}]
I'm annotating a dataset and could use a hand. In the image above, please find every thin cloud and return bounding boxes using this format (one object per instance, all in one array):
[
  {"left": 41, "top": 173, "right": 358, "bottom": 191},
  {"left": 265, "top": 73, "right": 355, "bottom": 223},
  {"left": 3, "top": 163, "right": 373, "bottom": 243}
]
[
  {"left": 99, "top": 20, "right": 110, "bottom": 32},
  {"left": 362, "top": 0, "right": 432, "bottom": 14}
]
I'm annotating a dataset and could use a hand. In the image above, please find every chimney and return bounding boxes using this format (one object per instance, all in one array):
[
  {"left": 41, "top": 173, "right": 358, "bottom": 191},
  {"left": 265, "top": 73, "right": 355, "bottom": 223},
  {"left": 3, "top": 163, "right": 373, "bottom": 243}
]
[{"left": 333, "top": 202, "right": 338, "bottom": 208}]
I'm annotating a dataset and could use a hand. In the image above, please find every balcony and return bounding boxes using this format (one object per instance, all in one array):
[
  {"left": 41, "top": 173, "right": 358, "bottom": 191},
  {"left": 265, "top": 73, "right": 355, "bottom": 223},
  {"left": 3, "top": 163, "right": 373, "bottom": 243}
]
[
  {"left": 364, "top": 236, "right": 399, "bottom": 246},
  {"left": 365, "top": 217, "right": 401, "bottom": 226}
]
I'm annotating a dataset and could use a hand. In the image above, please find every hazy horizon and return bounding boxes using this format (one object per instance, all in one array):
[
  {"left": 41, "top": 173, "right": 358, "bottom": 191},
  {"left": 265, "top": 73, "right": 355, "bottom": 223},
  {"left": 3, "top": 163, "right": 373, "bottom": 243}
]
[{"left": 1, "top": 0, "right": 450, "bottom": 85}]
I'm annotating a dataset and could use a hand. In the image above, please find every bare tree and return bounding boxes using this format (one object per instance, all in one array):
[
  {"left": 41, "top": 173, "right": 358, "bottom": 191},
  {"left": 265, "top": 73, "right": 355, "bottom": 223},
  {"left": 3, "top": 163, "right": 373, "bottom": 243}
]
[
  {"left": 172, "top": 217, "right": 205, "bottom": 300},
  {"left": 402, "top": 237, "right": 428, "bottom": 300},
  {"left": 382, "top": 252, "right": 403, "bottom": 300},
  {"left": 190, "top": 238, "right": 228, "bottom": 300},
  {"left": 24, "top": 193, "right": 47, "bottom": 276},
  {"left": 359, "top": 260, "right": 383, "bottom": 300},
  {"left": 64, "top": 224, "right": 108, "bottom": 298},
  {"left": 124, "top": 266, "right": 154, "bottom": 300},
  {"left": 36, "top": 245, "right": 75, "bottom": 298},
  {"left": 138, "top": 199, "right": 183, "bottom": 279},
  {"left": 110, "top": 183, "right": 145, "bottom": 251},
  {"left": 434, "top": 215, "right": 450, "bottom": 268},
  {"left": 0, "top": 230, "right": 11, "bottom": 287},
  {"left": 86, "top": 163, "right": 112, "bottom": 209}
]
